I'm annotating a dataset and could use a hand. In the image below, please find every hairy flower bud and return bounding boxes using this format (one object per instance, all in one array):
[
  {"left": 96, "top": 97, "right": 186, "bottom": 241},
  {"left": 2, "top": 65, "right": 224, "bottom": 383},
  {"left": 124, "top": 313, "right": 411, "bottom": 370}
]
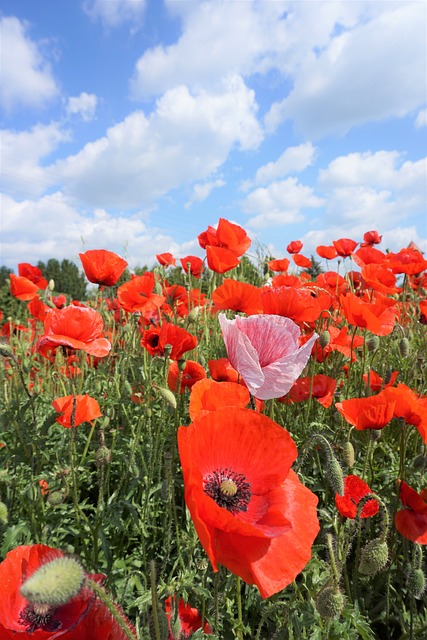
[
  {"left": 20, "top": 557, "right": 85, "bottom": 606},
  {"left": 407, "top": 567, "right": 426, "bottom": 599},
  {"left": 47, "top": 491, "right": 65, "bottom": 506},
  {"left": 0, "top": 501, "right": 8, "bottom": 524},
  {"left": 326, "top": 454, "right": 344, "bottom": 496},
  {"left": 158, "top": 387, "right": 177, "bottom": 410},
  {"left": 359, "top": 538, "right": 389, "bottom": 576},
  {"left": 366, "top": 335, "right": 380, "bottom": 353},
  {"left": 0, "top": 342, "right": 13, "bottom": 358},
  {"left": 319, "top": 331, "right": 330, "bottom": 349},
  {"left": 343, "top": 441, "right": 355, "bottom": 468},
  {"left": 315, "top": 585, "right": 344, "bottom": 618},
  {"left": 96, "top": 445, "right": 112, "bottom": 467},
  {"left": 398, "top": 338, "right": 410, "bottom": 358},
  {"left": 48, "top": 279, "right": 55, "bottom": 291}
]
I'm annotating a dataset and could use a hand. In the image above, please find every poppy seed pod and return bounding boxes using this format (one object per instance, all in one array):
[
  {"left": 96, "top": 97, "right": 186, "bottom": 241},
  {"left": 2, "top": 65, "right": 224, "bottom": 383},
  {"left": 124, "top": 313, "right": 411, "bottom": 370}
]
[
  {"left": 20, "top": 557, "right": 85, "bottom": 607},
  {"left": 359, "top": 538, "right": 389, "bottom": 576}
]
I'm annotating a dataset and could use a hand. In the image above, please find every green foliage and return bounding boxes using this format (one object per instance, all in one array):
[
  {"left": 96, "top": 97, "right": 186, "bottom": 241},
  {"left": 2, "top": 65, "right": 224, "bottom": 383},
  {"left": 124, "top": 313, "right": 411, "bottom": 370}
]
[{"left": 37, "top": 258, "right": 87, "bottom": 300}]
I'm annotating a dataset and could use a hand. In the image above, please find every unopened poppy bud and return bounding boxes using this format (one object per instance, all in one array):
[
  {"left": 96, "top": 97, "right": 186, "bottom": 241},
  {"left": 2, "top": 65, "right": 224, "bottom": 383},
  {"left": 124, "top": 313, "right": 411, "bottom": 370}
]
[
  {"left": 398, "top": 338, "right": 410, "bottom": 358},
  {"left": 158, "top": 387, "right": 177, "bottom": 410},
  {"left": 0, "top": 501, "right": 8, "bottom": 524},
  {"left": 96, "top": 445, "right": 112, "bottom": 466},
  {"left": 101, "top": 416, "right": 110, "bottom": 429},
  {"left": 359, "top": 538, "right": 389, "bottom": 576},
  {"left": 326, "top": 454, "right": 344, "bottom": 496},
  {"left": 187, "top": 306, "right": 201, "bottom": 323},
  {"left": 154, "top": 281, "right": 163, "bottom": 296},
  {"left": 0, "top": 342, "right": 13, "bottom": 358},
  {"left": 148, "top": 605, "right": 169, "bottom": 640},
  {"left": 407, "top": 567, "right": 426, "bottom": 599},
  {"left": 124, "top": 380, "right": 133, "bottom": 397},
  {"left": 383, "top": 368, "right": 392, "bottom": 385},
  {"left": 20, "top": 557, "right": 85, "bottom": 606},
  {"left": 315, "top": 585, "right": 344, "bottom": 618},
  {"left": 48, "top": 279, "right": 55, "bottom": 291},
  {"left": 343, "top": 441, "right": 355, "bottom": 468},
  {"left": 319, "top": 331, "right": 330, "bottom": 349},
  {"left": 47, "top": 491, "right": 65, "bottom": 506},
  {"left": 366, "top": 335, "right": 380, "bottom": 353}
]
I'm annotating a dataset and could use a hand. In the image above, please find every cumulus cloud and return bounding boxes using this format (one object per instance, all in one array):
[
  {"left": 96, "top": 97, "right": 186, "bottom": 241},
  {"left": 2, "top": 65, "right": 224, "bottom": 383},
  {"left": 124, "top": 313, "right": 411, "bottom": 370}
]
[
  {"left": 0, "top": 16, "right": 58, "bottom": 111},
  {"left": 83, "top": 0, "right": 147, "bottom": 28},
  {"left": 242, "top": 143, "right": 316, "bottom": 191},
  {"left": 66, "top": 92, "right": 98, "bottom": 121},
  {"left": 185, "top": 179, "right": 226, "bottom": 208},
  {"left": 415, "top": 109, "right": 427, "bottom": 129}
]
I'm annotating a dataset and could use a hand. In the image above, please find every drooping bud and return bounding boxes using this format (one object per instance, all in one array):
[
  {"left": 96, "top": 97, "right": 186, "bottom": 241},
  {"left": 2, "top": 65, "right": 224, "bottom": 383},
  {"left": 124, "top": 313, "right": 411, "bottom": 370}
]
[
  {"left": 47, "top": 491, "right": 65, "bottom": 507},
  {"left": 359, "top": 538, "right": 389, "bottom": 576},
  {"left": 319, "top": 331, "right": 330, "bottom": 349},
  {"left": 158, "top": 387, "right": 177, "bottom": 410},
  {"left": 366, "top": 335, "right": 380, "bottom": 353},
  {"left": 398, "top": 338, "right": 410, "bottom": 358},
  {"left": 20, "top": 557, "right": 85, "bottom": 606},
  {"left": 315, "top": 585, "right": 344, "bottom": 618},
  {"left": 343, "top": 441, "right": 355, "bottom": 468}
]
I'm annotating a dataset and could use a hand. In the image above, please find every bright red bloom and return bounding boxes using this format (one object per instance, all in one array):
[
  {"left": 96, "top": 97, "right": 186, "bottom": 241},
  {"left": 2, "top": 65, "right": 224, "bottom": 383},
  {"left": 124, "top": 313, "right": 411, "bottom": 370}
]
[
  {"left": 316, "top": 245, "right": 338, "bottom": 260},
  {"left": 212, "top": 279, "right": 262, "bottom": 315},
  {"left": 279, "top": 375, "right": 337, "bottom": 409},
  {"left": 335, "top": 390, "right": 395, "bottom": 431},
  {"left": 18, "top": 263, "right": 48, "bottom": 289},
  {"left": 79, "top": 249, "right": 128, "bottom": 286},
  {"left": 180, "top": 255, "right": 204, "bottom": 278},
  {"left": 340, "top": 292, "right": 397, "bottom": 336},
  {"left": 313, "top": 326, "right": 364, "bottom": 363},
  {"left": 332, "top": 238, "right": 358, "bottom": 257},
  {"left": 117, "top": 274, "right": 165, "bottom": 317},
  {"left": 168, "top": 360, "right": 207, "bottom": 393},
  {"left": 262, "top": 286, "right": 331, "bottom": 324},
  {"left": 383, "top": 383, "right": 427, "bottom": 443},
  {"left": 10, "top": 274, "right": 40, "bottom": 301},
  {"left": 361, "top": 264, "right": 401, "bottom": 295},
  {"left": 0, "top": 545, "right": 136, "bottom": 639},
  {"left": 205, "top": 245, "right": 240, "bottom": 273},
  {"left": 286, "top": 240, "right": 303, "bottom": 254},
  {"left": 141, "top": 321, "right": 197, "bottom": 360},
  {"left": 156, "top": 252, "right": 176, "bottom": 267},
  {"left": 165, "top": 596, "right": 212, "bottom": 637},
  {"left": 385, "top": 248, "right": 427, "bottom": 275},
  {"left": 208, "top": 358, "right": 239, "bottom": 383},
  {"left": 189, "top": 379, "right": 250, "bottom": 420},
  {"left": 27, "top": 296, "right": 50, "bottom": 322},
  {"left": 361, "top": 230, "right": 382, "bottom": 247},
  {"left": 292, "top": 254, "right": 312, "bottom": 269},
  {"left": 267, "top": 258, "right": 290, "bottom": 272},
  {"left": 37, "top": 306, "right": 111, "bottom": 358},
  {"left": 52, "top": 395, "right": 102, "bottom": 428},
  {"left": 52, "top": 294, "right": 67, "bottom": 309},
  {"left": 198, "top": 218, "right": 251, "bottom": 274},
  {"left": 363, "top": 369, "right": 399, "bottom": 393},
  {"left": 394, "top": 481, "right": 427, "bottom": 544},
  {"left": 178, "top": 408, "right": 319, "bottom": 598},
  {"left": 335, "top": 475, "right": 379, "bottom": 519},
  {"left": 39, "top": 479, "right": 49, "bottom": 496}
]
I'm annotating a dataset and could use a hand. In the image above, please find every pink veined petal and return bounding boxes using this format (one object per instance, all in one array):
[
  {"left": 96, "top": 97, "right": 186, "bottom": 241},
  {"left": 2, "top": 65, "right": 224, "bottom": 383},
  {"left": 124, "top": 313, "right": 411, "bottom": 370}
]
[
  {"left": 218, "top": 314, "right": 264, "bottom": 392},
  {"left": 234, "top": 315, "right": 300, "bottom": 366}
]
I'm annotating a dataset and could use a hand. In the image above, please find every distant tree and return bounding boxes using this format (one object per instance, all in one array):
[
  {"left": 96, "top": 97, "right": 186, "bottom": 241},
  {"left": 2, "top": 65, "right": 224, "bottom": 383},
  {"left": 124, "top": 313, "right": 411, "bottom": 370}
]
[
  {"left": 37, "top": 259, "right": 87, "bottom": 300},
  {"left": 0, "top": 266, "right": 13, "bottom": 287},
  {"left": 304, "top": 255, "right": 324, "bottom": 279}
]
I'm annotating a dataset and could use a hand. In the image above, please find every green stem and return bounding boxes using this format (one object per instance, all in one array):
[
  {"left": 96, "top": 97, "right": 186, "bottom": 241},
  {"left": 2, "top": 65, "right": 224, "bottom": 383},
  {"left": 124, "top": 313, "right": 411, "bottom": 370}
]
[
  {"left": 236, "top": 575, "right": 244, "bottom": 640},
  {"left": 85, "top": 578, "right": 136, "bottom": 640}
]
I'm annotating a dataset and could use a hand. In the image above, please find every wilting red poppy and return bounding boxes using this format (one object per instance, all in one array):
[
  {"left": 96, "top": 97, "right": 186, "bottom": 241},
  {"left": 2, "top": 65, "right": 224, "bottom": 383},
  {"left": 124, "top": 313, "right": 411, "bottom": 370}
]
[
  {"left": 219, "top": 313, "right": 318, "bottom": 400},
  {"left": 279, "top": 375, "right": 337, "bottom": 409},
  {"left": 394, "top": 481, "right": 427, "bottom": 544},
  {"left": 340, "top": 292, "right": 397, "bottom": 336},
  {"left": 267, "top": 258, "right": 290, "bottom": 272},
  {"left": 178, "top": 408, "right": 319, "bottom": 598},
  {"left": 52, "top": 395, "right": 102, "bottom": 428},
  {"left": 36, "top": 306, "right": 111, "bottom": 358},
  {"left": 335, "top": 475, "right": 379, "bottom": 519},
  {"left": 286, "top": 240, "right": 303, "bottom": 254},
  {"left": 292, "top": 254, "right": 312, "bottom": 269},
  {"left": 212, "top": 280, "right": 262, "bottom": 315},
  {"left": 332, "top": 238, "right": 358, "bottom": 257},
  {"left": 10, "top": 274, "right": 40, "bottom": 301},
  {"left": 141, "top": 321, "right": 197, "bottom": 360},
  {"left": 316, "top": 245, "right": 338, "bottom": 260},
  {"left": 168, "top": 360, "right": 207, "bottom": 393},
  {"left": 18, "top": 263, "right": 48, "bottom": 289},
  {"left": 208, "top": 358, "right": 239, "bottom": 383},
  {"left": 79, "top": 249, "right": 128, "bottom": 287},
  {"left": 361, "top": 230, "right": 382, "bottom": 247},
  {"left": 189, "top": 379, "right": 250, "bottom": 420},
  {"left": 165, "top": 596, "right": 212, "bottom": 637},
  {"left": 0, "top": 545, "right": 136, "bottom": 640},
  {"left": 180, "top": 256, "right": 204, "bottom": 279},
  {"left": 383, "top": 383, "right": 427, "bottom": 443},
  {"left": 335, "top": 390, "right": 395, "bottom": 431},
  {"left": 156, "top": 252, "right": 176, "bottom": 267}
]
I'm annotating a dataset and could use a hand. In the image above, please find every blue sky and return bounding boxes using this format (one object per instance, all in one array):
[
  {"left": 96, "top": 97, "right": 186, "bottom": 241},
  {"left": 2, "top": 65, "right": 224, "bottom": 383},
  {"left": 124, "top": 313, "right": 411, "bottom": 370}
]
[{"left": 1, "top": 0, "right": 426, "bottom": 271}]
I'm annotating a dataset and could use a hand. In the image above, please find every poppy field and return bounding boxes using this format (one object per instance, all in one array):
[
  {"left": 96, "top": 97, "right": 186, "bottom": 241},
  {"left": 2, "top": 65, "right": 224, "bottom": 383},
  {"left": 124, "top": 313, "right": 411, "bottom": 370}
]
[{"left": 0, "top": 220, "right": 426, "bottom": 639}]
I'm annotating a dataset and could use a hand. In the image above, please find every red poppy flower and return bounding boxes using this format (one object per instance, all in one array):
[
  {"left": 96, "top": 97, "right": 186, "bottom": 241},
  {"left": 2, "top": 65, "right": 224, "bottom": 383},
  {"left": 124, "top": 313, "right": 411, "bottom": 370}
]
[
  {"left": 292, "top": 254, "right": 312, "bottom": 269},
  {"left": 178, "top": 408, "right": 319, "bottom": 598},
  {"left": 165, "top": 596, "right": 212, "bottom": 637},
  {"left": 36, "top": 306, "right": 111, "bottom": 358},
  {"left": 79, "top": 249, "right": 128, "bottom": 286},
  {"left": 271, "top": 273, "right": 301, "bottom": 288},
  {"left": 361, "top": 264, "right": 401, "bottom": 295},
  {"left": 394, "top": 481, "right": 427, "bottom": 544},
  {"left": 335, "top": 475, "right": 379, "bottom": 519},
  {"left": 156, "top": 252, "right": 176, "bottom": 267},
  {"left": 383, "top": 383, "right": 427, "bottom": 443},
  {"left": 332, "top": 238, "right": 358, "bottom": 257},
  {"left": 189, "top": 379, "right": 250, "bottom": 420},
  {"left": 335, "top": 390, "right": 395, "bottom": 431},
  {"left": 316, "top": 245, "right": 338, "bottom": 260},
  {"left": 312, "top": 325, "right": 364, "bottom": 363},
  {"left": 180, "top": 256, "right": 204, "bottom": 279},
  {"left": 168, "top": 360, "right": 207, "bottom": 393},
  {"left": 385, "top": 248, "right": 427, "bottom": 275},
  {"left": 18, "top": 263, "right": 48, "bottom": 289},
  {"left": 363, "top": 369, "right": 399, "bottom": 393},
  {"left": 361, "top": 230, "right": 382, "bottom": 247},
  {"left": 52, "top": 395, "right": 102, "bottom": 428},
  {"left": 212, "top": 279, "right": 263, "bottom": 315},
  {"left": 420, "top": 300, "right": 427, "bottom": 325},
  {"left": 280, "top": 375, "right": 337, "bottom": 409},
  {"left": 117, "top": 274, "right": 165, "bottom": 316},
  {"left": 267, "top": 258, "right": 290, "bottom": 272},
  {"left": 52, "top": 294, "right": 67, "bottom": 309},
  {"left": 340, "top": 292, "right": 397, "bottom": 336},
  {"left": 39, "top": 479, "right": 49, "bottom": 496},
  {"left": 286, "top": 240, "right": 303, "bottom": 254},
  {"left": 141, "top": 322, "right": 197, "bottom": 360},
  {"left": 208, "top": 358, "right": 239, "bottom": 383},
  {"left": 10, "top": 274, "right": 40, "bottom": 301},
  {"left": 27, "top": 296, "right": 50, "bottom": 322},
  {"left": 198, "top": 218, "right": 251, "bottom": 257},
  {"left": 262, "top": 286, "right": 331, "bottom": 324}
]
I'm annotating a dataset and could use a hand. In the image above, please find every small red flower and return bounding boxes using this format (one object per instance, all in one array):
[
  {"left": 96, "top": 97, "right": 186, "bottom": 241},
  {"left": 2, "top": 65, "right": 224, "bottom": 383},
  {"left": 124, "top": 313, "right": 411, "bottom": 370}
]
[
  {"left": 212, "top": 279, "right": 263, "bottom": 315},
  {"left": 267, "top": 258, "right": 290, "bottom": 272},
  {"left": 52, "top": 395, "right": 102, "bottom": 428},
  {"left": 165, "top": 596, "right": 212, "bottom": 637},
  {"left": 18, "top": 263, "right": 48, "bottom": 289},
  {"left": 156, "top": 252, "right": 176, "bottom": 267},
  {"left": 335, "top": 475, "right": 379, "bottom": 519},
  {"left": 10, "top": 274, "right": 40, "bottom": 301},
  {"left": 292, "top": 254, "right": 312, "bottom": 269},
  {"left": 168, "top": 360, "right": 207, "bottom": 393},
  {"left": 286, "top": 240, "right": 303, "bottom": 254},
  {"left": 316, "top": 245, "right": 338, "bottom": 260},
  {"left": 361, "top": 230, "right": 382, "bottom": 247},
  {"left": 340, "top": 291, "right": 397, "bottom": 336},
  {"left": 208, "top": 358, "right": 239, "bottom": 383},
  {"left": 39, "top": 479, "right": 49, "bottom": 496},
  {"left": 79, "top": 249, "right": 128, "bottom": 286},
  {"left": 180, "top": 256, "right": 204, "bottom": 279},
  {"left": 332, "top": 238, "right": 358, "bottom": 257},
  {"left": 335, "top": 391, "right": 395, "bottom": 431},
  {"left": 394, "top": 481, "right": 427, "bottom": 544},
  {"left": 280, "top": 374, "right": 337, "bottom": 409},
  {"left": 141, "top": 322, "right": 197, "bottom": 360}
]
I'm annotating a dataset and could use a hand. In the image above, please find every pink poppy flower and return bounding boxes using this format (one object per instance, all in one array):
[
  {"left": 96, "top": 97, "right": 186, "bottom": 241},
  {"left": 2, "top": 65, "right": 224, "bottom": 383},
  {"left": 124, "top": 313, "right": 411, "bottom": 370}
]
[{"left": 218, "top": 313, "right": 318, "bottom": 400}]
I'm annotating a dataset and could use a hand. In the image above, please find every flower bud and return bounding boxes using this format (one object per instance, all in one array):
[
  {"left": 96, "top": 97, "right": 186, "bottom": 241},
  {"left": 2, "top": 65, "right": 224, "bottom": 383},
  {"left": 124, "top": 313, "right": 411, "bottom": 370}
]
[
  {"left": 315, "top": 585, "right": 344, "bottom": 618},
  {"left": 407, "top": 567, "right": 426, "bottom": 599},
  {"left": 0, "top": 342, "right": 13, "bottom": 358},
  {"left": 96, "top": 445, "right": 112, "bottom": 467},
  {"left": 187, "top": 306, "right": 201, "bottom": 324},
  {"left": 398, "top": 338, "right": 410, "bottom": 358},
  {"left": 319, "top": 331, "right": 330, "bottom": 349},
  {"left": 343, "top": 441, "right": 355, "bottom": 468},
  {"left": 359, "top": 538, "right": 389, "bottom": 576},
  {"left": 158, "top": 387, "right": 177, "bottom": 410},
  {"left": 366, "top": 335, "right": 380, "bottom": 353},
  {"left": 47, "top": 491, "right": 65, "bottom": 507},
  {"left": 0, "top": 501, "right": 8, "bottom": 524},
  {"left": 48, "top": 279, "right": 55, "bottom": 291},
  {"left": 20, "top": 557, "right": 85, "bottom": 606},
  {"left": 326, "top": 454, "right": 344, "bottom": 496}
]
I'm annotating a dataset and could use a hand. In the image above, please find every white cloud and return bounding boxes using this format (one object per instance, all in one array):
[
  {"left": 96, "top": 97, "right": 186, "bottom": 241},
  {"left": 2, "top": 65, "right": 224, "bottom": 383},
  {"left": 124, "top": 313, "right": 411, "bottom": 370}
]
[
  {"left": 52, "top": 75, "right": 262, "bottom": 209},
  {"left": 0, "top": 16, "right": 58, "bottom": 111},
  {"left": 66, "top": 92, "right": 98, "bottom": 121},
  {"left": 83, "top": 0, "right": 147, "bottom": 28},
  {"left": 415, "top": 108, "right": 427, "bottom": 129},
  {"left": 242, "top": 177, "right": 324, "bottom": 229},
  {"left": 265, "top": 2, "right": 426, "bottom": 137},
  {"left": 184, "top": 179, "right": 225, "bottom": 208},
  {"left": 246, "top": 143, "right": 316, "bottom": 190}
]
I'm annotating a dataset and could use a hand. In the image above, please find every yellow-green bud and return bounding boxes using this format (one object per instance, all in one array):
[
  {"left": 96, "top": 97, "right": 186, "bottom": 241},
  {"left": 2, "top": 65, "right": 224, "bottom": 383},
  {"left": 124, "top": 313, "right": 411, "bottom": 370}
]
[
  {"left": 47, "top": 491, "right": 65, "bottom": 506},
  {"left": 187, "top": 306, "right": 201, "bottom": 323},
  {"left": 315, "top": 585, "right": 344, "bottom": 618},
  {"left": 359, "top": 538, "right": 389, "bottom": 576},
  {"left": 0, "top": 501, "right": 8, "bottom": 524},
  {"left": 343, "top": 441, "right": 355, "bottom": 468},
  {"left": 319, "top": 331, "right": 330, "bottom": 349},
  {"left": 48, "top": 279, "right": 55, "bottom": 291},
  {"left": 158, "top": 387, "right": 177, "bottom": 410},
  {"left": 20, "top": 557, "right": 85, "bottom": 606}
]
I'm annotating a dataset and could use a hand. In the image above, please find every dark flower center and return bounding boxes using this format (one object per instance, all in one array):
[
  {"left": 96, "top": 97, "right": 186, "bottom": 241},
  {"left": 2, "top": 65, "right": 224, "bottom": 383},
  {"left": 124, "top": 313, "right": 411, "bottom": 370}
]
[
  {"left": 204, "top": 468, "right": 252, "bottom": 514},
  {"left": 19, "top": 603, "right": 62, "bottom": 633}
]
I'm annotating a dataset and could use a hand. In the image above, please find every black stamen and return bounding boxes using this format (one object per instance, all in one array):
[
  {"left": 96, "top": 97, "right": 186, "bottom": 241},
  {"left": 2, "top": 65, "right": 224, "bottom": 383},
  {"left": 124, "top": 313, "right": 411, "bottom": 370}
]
[
  {"left": 204, "top": 467, "right": 252, "bottom": 514},
  {"left": 19, "top": 604, "right": 62, "bottom": 633}
]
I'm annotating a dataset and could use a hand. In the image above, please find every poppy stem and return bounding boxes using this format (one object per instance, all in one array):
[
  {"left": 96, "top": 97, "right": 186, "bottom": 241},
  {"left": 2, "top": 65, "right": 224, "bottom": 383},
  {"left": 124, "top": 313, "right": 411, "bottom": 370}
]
[
  {"left": 236, "top": 575, "right": 244, "bottom": 639},
  {"left": 85, "top": 578, "right": 137, "bottom": 640}
]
